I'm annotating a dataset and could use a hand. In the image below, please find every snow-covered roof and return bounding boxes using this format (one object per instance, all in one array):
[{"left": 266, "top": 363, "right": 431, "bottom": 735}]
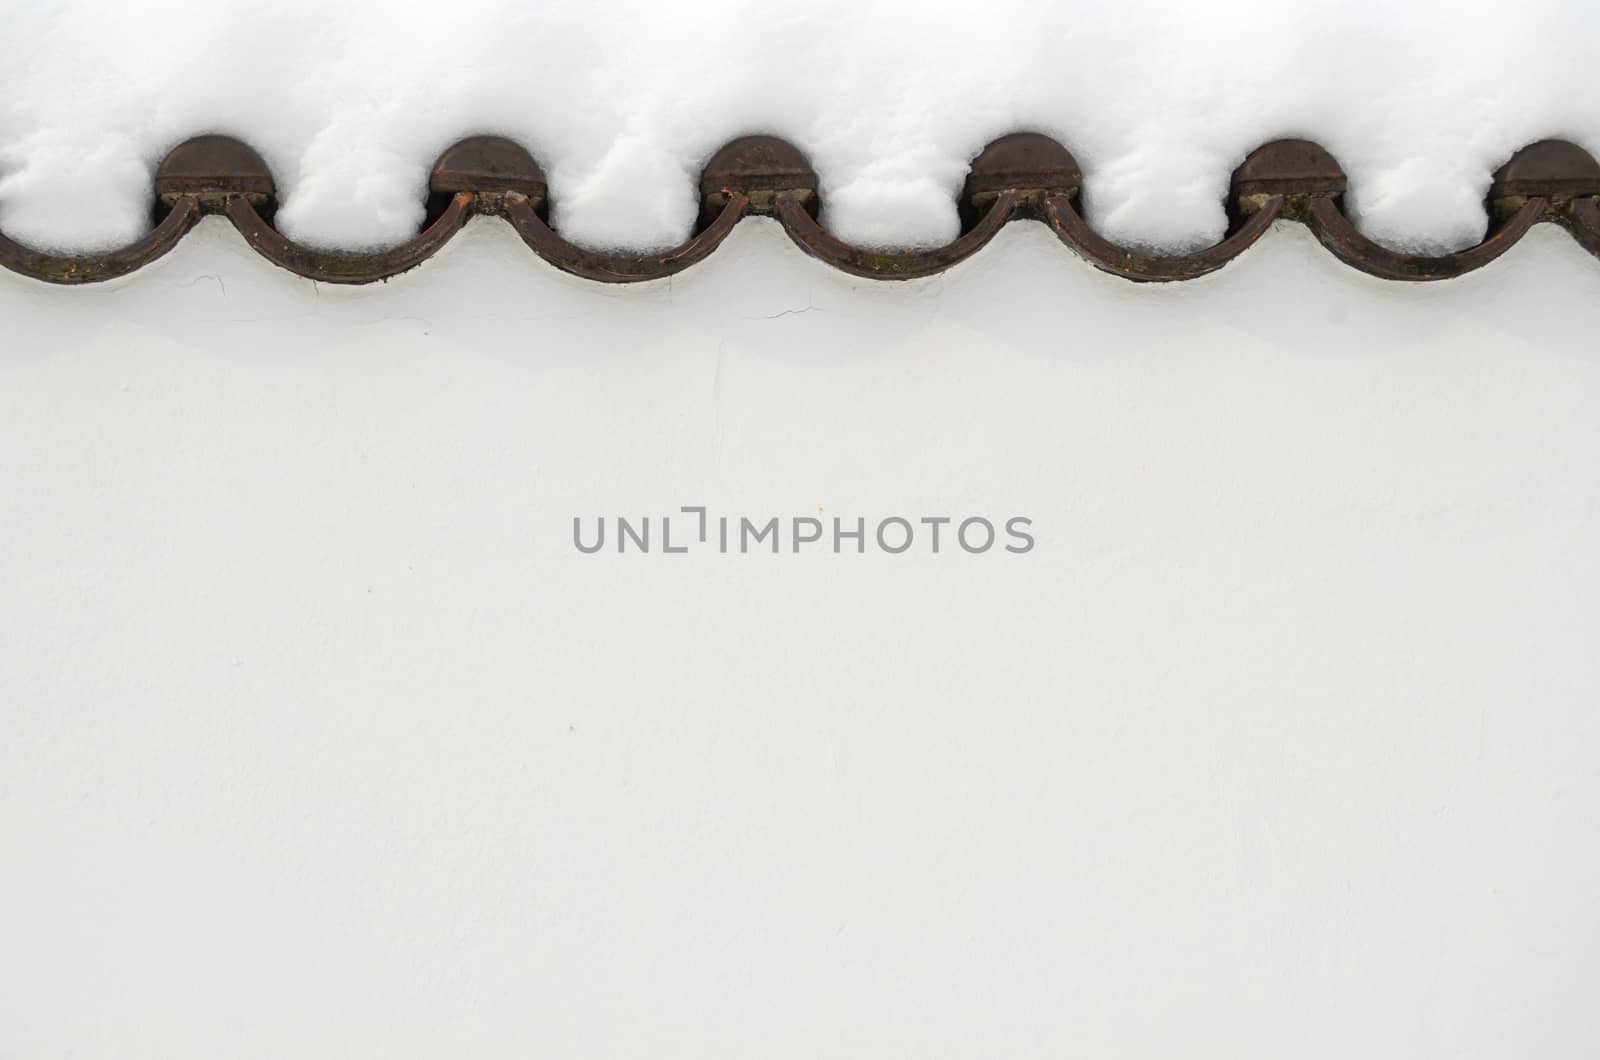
[
  {"left": 2, "top": 132, "right": 1598, "bottom": 285},
  {"left": 1, "top": 0, "right": 1598, "bottom": 262}
]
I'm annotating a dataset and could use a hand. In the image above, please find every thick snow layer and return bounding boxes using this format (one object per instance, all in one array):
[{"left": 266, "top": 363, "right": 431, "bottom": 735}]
[{"left": 0, "top": 0, "right": 1597, "bottom": 256}]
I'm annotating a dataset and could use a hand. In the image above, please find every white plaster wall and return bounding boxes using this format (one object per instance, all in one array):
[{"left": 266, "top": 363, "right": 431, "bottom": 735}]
[{"left": 2, "top": 218, "right": 1598, "bottom": 1059}]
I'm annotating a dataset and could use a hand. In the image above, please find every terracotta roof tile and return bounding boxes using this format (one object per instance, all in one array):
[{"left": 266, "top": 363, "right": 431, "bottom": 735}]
[{"left": 4, "top": 133, "right": 1598, "bottom": 286}]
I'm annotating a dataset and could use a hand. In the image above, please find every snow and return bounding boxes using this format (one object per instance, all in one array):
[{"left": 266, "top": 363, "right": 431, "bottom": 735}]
[
  {"left": 1, "top": 0, "right": 1596, "bottom": 257},
  {"left": 6, "top": 7, "right": 1598, "bottom": 1054}
]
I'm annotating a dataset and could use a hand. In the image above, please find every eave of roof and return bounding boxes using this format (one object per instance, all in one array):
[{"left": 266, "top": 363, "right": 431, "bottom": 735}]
[{"left": 3, "top": 134, "right": 1597, "bottom": 286}]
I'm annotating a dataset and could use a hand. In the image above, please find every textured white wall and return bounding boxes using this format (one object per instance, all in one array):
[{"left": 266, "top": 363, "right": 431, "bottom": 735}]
[{"left": 2, "top": 218, "right": 1598, "bottom": 1059}]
